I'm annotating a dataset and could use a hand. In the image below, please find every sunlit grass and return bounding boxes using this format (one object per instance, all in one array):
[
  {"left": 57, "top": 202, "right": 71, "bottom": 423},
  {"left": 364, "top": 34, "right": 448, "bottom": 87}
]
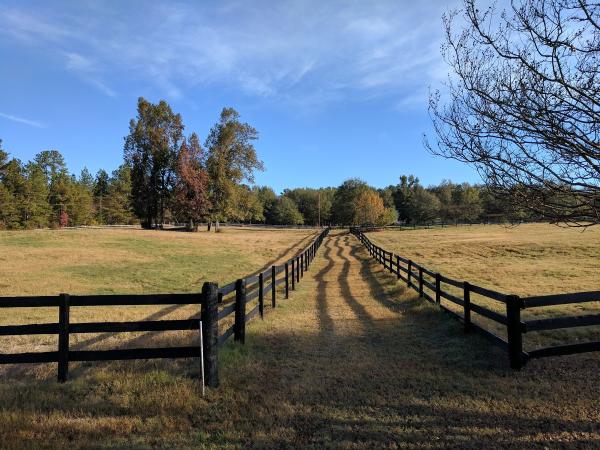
[
  {"left": 0, "top": 227, "right": 317, "bottom": 295},
  {"left": 1, "top": 228, "right": 599, "bottom": 448},
  {"left": 366, "top": 223, "right": 600, "bottom": 296},
  {"left": 366, "top": 223, "right": 600, "bottom": 349}
]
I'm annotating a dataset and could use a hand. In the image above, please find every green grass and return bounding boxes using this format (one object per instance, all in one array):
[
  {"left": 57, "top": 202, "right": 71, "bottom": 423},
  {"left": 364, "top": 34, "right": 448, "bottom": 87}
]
[
  {"left": 0, "top": 227, "right": 317, "bottom": 296},
  {"left": 1, "top": 228, "right": 599, "bottom": 448},
  {"left": 0, "top": 233, "right": 600, "bottom": 449},
  {"left": 365, "top": 224, "right": 600, "bottom": 350}
]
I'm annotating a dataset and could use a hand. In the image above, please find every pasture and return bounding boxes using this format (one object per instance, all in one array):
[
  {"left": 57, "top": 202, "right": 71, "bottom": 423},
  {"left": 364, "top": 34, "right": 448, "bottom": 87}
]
[
  {"left": 365, "top": 223, "right": 600, "bottom": 297},
  {"left": 0, "top": 227, "right": 317, "bottom": 380},
  {"left": 0, "top": 226, "right": 318, "bottom": 296},
  {"left": 366, "top": 224, "right": 600, "bottom": 350},
  {"left": 0, "top": 226, "right": 599, "bottom": 448}
]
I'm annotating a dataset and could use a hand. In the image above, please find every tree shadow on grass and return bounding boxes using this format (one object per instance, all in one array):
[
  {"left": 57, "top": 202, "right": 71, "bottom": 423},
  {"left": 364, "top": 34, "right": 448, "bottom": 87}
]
[
  {"left": 1, "top": 324, "right": 599, "bottom": 449},
  {"left": 313, "top": 237, "right": 335, "bottom": 337},
  {"left": 1, "top": 232, "right": 600, "bottom": 448}
]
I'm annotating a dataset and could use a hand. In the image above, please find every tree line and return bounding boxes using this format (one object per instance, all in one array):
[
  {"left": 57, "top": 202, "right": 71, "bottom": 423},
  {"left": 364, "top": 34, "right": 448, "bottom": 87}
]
[{"left": 0, "top": 97, "right": 540, "bottom": 230}]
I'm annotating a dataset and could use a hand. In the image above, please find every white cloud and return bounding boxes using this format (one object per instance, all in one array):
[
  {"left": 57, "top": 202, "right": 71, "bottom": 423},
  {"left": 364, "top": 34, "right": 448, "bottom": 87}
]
[
  {"left": 63, "top": 52, "right": 116, "bottom": 97},
  {"left": 0, "top": 112, "right": 46, "bottom": 128},
  {"left": 0, "top": 1, "right": 459, "bottom": 107}
]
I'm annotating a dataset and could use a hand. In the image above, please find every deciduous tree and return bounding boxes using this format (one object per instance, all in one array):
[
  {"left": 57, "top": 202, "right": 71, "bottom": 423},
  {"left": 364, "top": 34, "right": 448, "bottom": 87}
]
[
  {"left": 331, "top": 178, "right": 369, "bottom": 225},
  {"left": 354, "top": 190, "right": 385, "bottom": 225},
  {"left": 205, "top": 108, "right": 263, "bottom": 227},
  {"left": 427, "top": 0, "right": 600, "bottom": 225},
  {"left": 172, "top": 135, "right": 210, "bottom": 230},
  {"left": 271, "top": 196, "right": 304, "bottom": 225},
  {"left": 410, "top": 187, "right": 440, "bottom": 224}
]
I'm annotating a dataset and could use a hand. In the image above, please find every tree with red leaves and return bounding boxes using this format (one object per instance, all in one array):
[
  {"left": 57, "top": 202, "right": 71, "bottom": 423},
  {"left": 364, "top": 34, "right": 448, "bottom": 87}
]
[
  {"left": 59, "top": 210, "right": 69, "bottom": 228},
  {"left": 173, "top": 134, "right": 211, "bottom": 231}
]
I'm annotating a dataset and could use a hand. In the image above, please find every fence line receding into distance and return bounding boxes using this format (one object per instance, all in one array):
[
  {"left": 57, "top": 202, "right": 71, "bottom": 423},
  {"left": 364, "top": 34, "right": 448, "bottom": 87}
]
[
  {"left": 0, "top": 228, "right": 330, "bottom": 387},
  {"left": 350, "top": 227, "right": 600, "bottom": 369}
]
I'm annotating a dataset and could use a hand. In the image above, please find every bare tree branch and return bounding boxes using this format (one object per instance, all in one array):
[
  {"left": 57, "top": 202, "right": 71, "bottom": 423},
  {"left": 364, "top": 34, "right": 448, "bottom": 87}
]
[{"left": 425, "top": 0, "right": 600, "bottom": 226}]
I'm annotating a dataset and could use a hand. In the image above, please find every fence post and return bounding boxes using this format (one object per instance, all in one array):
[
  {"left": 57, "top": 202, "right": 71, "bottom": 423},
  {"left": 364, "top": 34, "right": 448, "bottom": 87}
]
[
  {"left": 506, "top": 295, "right": 524, "bottom": 369},
  {"left": 396, "top": 256, "right": 401, "bottom": 279},
  {"left": 418, "top": 267, "right": 424, "bottom": 298},
  {"left": 296, "top": 256, "right": 300, "bottom": 283},
  {"left": 301, "top": 253, "right": 304, "bottom": 277},
  {"left": 407, "top": 260, "right": 412, "bottom": 288},
  {"left": 201, "top": 282, "right": 219, "bottom": 387},
  {"left": 57, "top": 293, "right": 70, "bottom": 383},
  {"left": 463, "top": 281, "right": 471, "bottom": 332},
  {"left": 291, "top": 259, "right": 295, "bottom": 290},
  {"left": 285, "top": 262, "right": 289, "bottom": 298},
  {"left": 234, "top": 279, "right": 246, "bottom": 344},
  {"left": 258, "top": 272, "right": 264, "bottom": 318},
  {"left": 435, "top": 273, "right": 441, "bottom": 304},
  {"left": 389, "top": 253, "right": 393, "bottom": 272},
  {"left": 271, "top": 266, "right": 276, "bottom": 308}
]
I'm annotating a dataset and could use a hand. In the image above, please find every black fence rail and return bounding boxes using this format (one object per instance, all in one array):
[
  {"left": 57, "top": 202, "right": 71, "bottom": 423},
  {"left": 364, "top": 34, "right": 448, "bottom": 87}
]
[
  {"left": 0, "top": 228, "right": 330, "bottom": 387},
  {"left": 350, "top": 227, "right": 600, "bottom": 369}
]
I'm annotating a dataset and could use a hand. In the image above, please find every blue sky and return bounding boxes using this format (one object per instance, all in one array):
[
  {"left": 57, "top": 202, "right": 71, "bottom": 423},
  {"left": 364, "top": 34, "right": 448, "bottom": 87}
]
[{"left": 0, "top": 0, "right": 478, "bottom": 193}]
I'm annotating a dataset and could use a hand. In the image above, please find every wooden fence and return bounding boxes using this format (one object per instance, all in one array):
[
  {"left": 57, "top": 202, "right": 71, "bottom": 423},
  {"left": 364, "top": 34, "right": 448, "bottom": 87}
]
[
  {"left": 350, "top": 227, "right": 600, "bottom": 369},
  {"left": 0, "top": 228, "right": 330, "bottom": 387}
]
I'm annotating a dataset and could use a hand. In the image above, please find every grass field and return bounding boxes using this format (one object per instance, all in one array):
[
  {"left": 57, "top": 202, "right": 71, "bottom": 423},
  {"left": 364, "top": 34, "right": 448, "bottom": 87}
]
[
  {"left": 365, "top": 223, "right": 600, "bottom": 296},
  {"left": 0, "top": 227, "right": 318, "bottom": 296},
  {"left": 365, "top": 223, "right": 600, "bottom": 350},
  {"left": 1, "top": 229, "right": 599, "bottom": 448},
  {"left": 0, "top": 227, "right": 317, "bottom": 381}
]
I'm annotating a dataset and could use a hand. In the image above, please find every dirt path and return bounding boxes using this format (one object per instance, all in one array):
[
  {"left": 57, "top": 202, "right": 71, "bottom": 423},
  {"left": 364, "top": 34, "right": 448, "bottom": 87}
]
[{"left": 213, "top": 230, "right": 600, "bottom": 449}]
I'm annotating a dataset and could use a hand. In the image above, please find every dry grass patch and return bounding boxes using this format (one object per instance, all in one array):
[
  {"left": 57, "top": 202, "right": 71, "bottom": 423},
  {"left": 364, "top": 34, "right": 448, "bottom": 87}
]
[
  {"left": 0, "top": 227, "right": 317, "bottom": 296},
  {"left": 0, "top": 227, "right": 316, "bottom": 381},
  {"left": 366, "top": 223, "right": 600, "bottom": 296},
  {"left": 365, "top": 223, "right": 600, "bottom": 349},
  {"left": 1, "top": 230, "right": 599, "bottom": 448}
]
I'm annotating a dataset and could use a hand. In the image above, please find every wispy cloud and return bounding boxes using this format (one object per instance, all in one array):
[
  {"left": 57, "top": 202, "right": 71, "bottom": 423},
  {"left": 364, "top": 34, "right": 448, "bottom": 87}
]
[
  {"left": 0, "top": 0, "right": 458, "bottom": 108},
  {"left": 0, "top": 112, "right": 46, "bottom": 128},
  {"left": 63, "top": 52, "right": 116, "bottom": 97}
]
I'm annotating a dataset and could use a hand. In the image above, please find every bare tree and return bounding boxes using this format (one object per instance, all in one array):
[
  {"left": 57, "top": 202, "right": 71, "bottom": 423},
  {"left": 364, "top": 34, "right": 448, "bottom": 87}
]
[{"left": 426, "top": 0, "right": 599, "bottom": 226}]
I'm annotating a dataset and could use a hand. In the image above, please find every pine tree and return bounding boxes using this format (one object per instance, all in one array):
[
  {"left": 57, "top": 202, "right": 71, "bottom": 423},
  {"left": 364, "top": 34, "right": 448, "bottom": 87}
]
[
  {"left": 22, "top": 163, "right": 50, "bottom": 228},
  {"left": 124, "top": 97, "right": 184, "bottom": 228}
]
